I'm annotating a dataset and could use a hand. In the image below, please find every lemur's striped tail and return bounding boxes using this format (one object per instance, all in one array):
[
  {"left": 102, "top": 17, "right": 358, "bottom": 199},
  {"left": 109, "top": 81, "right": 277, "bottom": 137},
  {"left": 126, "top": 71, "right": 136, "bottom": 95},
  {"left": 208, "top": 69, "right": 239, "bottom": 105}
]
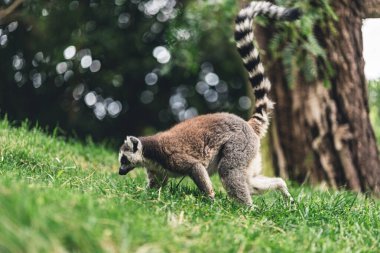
[{"left": 235, "top": 1, "right": 301, "bottom": 138}]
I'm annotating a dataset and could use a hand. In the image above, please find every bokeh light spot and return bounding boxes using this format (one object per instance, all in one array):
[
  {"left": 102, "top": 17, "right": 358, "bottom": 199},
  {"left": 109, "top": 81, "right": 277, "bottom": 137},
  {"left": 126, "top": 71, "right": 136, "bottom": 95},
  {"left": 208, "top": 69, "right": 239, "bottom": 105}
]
[
  {"left": 175, "top": 29, "right": 190, "bottom": 41},
  {"left": 153, "top": 46, "right": 171, "bottom": 64},
  {"left": 94, "top": 102, "right": 106, "bottom": 120},
  {"left": 64, "top": 70, "right": 74, "bottom": 81},
  {"left": 64, "top": 46, "right": 76, "bottom": 60},
  {"left": 107, "top": 101, "right": 122, "bottom": 117},
  {"left": 205, "top": 72, "right": 219, "bottom": 86},
  {"left": 204, "top": 89, "right": 218, "bottom": 103},
  {"left": 73, "top": 84, "right": 85, "bottom": 100},
  {"left": 81, "top": 55, "right": 92, "bottom": 68},
  {"left": 14, "top": 72, "right": 23, "bottom": 82},
  {"left": 7, "top": 22, "right": 18, "bottom": 32},
  {"left": 0, "top": 35, "right": 8, "bottom": 47},
  {"left": 12, "top": 55, "right": 24, "bottom": 70},
  {"left": 42, "top": 8, "right": 49, "bottom": 16},
  {"left": 184, "top": 107, "right": 198, "bottom": 120},
  {"left": 195, "top": 81, "right": 209, "bottom": 95},
  {"left": 90, "top": 60, "right": 101, "bottom": 73},
  {"left": 118, "top": 13, "right": 131, "bottom": 28},
  {"left": 145, "top": 72, "right": 158, "bottom": 85},
  {"left": 32, "top": 73, "right": 43, "bottom": 88},
  {"left": 84, "top": 92, "right": 97, "bottom": 107},
  {"left": 239, "top": 96, "right": 252, "bottom": 110},
  {"left": 56, "top": 62, "right": 68, "bottom": 74}
]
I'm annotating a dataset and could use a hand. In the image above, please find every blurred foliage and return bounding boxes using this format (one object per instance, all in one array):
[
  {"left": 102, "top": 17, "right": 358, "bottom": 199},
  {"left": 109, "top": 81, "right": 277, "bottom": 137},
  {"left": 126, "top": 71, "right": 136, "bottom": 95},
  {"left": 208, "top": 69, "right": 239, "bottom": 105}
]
[
  {"left": 369, "top": 80, "right": 380, "bottom": 147},
  {"left": 267, "top": 0, "right": 337, "bottom": 87},
  {"left": 1, "top": 0, "right": 371, "bottom": 147},
  {"left": 166, "top": 0, "right": 237, "bottom": 72},
  {"left": 0, "top": 0, "right": 249, "bottom": 142}
]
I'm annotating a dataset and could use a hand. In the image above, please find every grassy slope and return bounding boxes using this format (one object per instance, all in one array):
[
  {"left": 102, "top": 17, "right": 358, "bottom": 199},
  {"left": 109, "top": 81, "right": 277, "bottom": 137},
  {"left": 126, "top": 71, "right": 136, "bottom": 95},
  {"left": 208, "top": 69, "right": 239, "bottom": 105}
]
[{"left": 0, "top": 120, "right": 379, "bottom": 253}]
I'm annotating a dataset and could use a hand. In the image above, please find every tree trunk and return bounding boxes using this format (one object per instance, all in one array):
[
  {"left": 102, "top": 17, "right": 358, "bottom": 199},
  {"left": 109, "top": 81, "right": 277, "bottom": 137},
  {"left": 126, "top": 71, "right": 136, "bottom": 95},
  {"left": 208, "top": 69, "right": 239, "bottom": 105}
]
[
  {"left": 364, "top": 0, "right": 380, "bottom": 18},
  {"left": 255, "top": 0, "right": 380, "bottom": 193}
]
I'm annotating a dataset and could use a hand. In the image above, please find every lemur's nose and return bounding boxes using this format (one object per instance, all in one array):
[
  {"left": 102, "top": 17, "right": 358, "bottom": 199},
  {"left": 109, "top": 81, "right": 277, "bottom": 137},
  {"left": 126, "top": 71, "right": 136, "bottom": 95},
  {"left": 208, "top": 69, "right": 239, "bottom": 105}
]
[{"left": 118, "top": 164, "right": 134, "bottom": 175}]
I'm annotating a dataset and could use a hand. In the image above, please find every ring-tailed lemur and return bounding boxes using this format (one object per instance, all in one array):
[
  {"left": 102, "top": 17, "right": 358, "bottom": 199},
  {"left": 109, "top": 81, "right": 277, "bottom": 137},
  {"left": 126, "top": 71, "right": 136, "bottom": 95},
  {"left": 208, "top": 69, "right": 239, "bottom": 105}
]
[{"left": 118, "top": 1, "right": 301, "bottom": 206}]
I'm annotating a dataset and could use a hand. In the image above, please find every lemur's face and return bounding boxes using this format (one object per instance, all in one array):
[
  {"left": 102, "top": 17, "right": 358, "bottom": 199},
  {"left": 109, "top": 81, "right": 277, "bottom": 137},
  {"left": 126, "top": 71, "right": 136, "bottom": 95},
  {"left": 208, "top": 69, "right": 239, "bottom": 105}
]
[{"left": 118, "top": 136, "right": 143, "bottom": 175}]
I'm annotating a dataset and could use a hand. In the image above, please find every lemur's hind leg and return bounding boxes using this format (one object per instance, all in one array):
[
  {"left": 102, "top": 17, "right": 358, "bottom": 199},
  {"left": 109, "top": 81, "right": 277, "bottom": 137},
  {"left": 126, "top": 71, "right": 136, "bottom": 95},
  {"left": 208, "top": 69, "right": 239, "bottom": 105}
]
[
  {"left": 249, "top": 175, "right": 293, "bottom": 201},
  {"left": 219, "top": 167, "right": 252, "bottom": 206},
  {"left": 218, "top": 135, "right": 256, "bottom": 206}
]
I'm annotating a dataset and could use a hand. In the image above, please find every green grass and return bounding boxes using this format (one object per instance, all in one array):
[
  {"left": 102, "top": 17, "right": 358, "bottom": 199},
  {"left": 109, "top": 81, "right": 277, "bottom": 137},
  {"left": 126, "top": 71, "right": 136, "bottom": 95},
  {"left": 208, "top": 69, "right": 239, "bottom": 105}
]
[{"left": 0, "top": 120, "right": 379, "bottom": 253}]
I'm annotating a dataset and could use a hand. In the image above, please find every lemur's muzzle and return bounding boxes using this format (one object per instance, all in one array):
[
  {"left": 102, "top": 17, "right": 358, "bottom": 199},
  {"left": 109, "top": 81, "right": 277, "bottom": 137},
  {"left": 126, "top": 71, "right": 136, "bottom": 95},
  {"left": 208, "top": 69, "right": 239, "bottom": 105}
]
[{"left": 119, "top": 164, "right": 135, "bottom": 175}]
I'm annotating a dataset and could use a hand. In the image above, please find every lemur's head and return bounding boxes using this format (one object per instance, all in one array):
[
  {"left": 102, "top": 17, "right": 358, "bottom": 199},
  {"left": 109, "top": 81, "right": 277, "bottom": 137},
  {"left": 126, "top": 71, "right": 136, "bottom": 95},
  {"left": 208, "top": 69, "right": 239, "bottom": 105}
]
[{"left": 118, "top": 136, "right": 143, "bottom": 175}]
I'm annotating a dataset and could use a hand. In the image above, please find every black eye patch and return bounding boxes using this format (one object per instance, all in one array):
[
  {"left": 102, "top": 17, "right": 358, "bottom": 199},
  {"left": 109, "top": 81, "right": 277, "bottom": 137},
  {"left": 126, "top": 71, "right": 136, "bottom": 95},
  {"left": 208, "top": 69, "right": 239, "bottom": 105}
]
[
  {"left": 130, "top": 137, "right": 139, "bottom": 153},
  {"left": 120, "top": 156, "right": 130, "bottom": 165}
]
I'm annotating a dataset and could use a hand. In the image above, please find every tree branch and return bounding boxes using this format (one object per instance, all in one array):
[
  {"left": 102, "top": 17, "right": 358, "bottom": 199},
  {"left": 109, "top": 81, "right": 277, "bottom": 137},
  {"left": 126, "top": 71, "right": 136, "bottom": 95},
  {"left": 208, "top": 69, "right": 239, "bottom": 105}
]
[
  {"left": 364, "top": 0, "right": 380, "bottom": 18},
  {"left": 0, "top": 0, "right": 24, "bottom": 22}
]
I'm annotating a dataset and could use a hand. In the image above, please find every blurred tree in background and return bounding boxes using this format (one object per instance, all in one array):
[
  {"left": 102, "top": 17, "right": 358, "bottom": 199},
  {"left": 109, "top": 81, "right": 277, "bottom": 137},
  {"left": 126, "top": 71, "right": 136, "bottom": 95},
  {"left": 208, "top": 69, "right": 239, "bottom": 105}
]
[
  {"left": 0, "top": 0, "right": 250, "bottom": 142},
  {"left": 251, "top": 0, "right": 380, "bottom": 193}
]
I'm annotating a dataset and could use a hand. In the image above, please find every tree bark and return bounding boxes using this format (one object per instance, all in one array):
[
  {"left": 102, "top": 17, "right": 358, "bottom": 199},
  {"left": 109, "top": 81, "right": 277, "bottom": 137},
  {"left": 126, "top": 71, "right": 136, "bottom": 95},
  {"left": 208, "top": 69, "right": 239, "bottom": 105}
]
[
  {"left": 0, "top": 0, "right": 23, "bottom": 24},
  {"left": 364, "top": 0, "right": 380, "bottom": 18},
  {"left": 255, "top": 0, "right": 380, "bottom": 193}
]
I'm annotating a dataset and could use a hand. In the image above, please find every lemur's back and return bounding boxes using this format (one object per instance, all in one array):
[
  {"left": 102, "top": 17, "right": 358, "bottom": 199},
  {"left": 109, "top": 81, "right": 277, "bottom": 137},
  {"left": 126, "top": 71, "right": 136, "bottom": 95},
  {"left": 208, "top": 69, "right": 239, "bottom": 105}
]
[
  {"left": 159, "top": 112, "right": 256, "bottom": 144},
  {"left": 149, "top": 112, "right": 258, "bottom": 176},
  {"left": 154, "top": 112, "right": 258, "bottom": 166}
]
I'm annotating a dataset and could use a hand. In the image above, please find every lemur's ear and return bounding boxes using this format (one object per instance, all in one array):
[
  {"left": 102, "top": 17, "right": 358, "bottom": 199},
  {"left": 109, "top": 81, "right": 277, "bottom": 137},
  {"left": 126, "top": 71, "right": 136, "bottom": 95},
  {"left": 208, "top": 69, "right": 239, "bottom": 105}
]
[{"left": 130, "top": 136, "right": 140, "bottom": 153}]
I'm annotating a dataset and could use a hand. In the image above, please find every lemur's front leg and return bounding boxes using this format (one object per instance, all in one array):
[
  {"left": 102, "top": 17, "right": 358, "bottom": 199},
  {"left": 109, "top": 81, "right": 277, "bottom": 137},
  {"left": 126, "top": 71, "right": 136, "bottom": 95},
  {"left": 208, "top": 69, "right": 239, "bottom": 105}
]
[
  {"left": 189, "top": 164, "right": 215, "bottom": 199},
  {"left": 147, "top": 169, "right": 168, "bottom": 189}
]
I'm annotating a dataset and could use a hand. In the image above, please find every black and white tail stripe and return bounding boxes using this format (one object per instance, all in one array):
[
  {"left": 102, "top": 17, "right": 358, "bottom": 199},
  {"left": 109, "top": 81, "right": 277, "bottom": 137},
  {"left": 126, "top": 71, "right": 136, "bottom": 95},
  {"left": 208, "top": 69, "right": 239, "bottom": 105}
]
[{"left": 235, "top": 1, "right": 301, "bottom": 138}]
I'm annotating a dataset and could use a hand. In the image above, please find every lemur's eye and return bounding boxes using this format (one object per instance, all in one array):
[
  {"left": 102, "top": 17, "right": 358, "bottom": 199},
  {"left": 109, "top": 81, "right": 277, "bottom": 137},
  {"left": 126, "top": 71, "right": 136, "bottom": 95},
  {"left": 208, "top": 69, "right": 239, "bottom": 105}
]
[{"left": 120, "top": 156, "right": 129, "bottom": 164}]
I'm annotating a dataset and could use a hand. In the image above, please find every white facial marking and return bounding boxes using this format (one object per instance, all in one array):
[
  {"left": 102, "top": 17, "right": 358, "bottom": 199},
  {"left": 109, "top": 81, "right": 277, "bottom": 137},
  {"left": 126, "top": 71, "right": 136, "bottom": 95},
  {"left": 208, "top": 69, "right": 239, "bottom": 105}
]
[{"left": 118, "top": 150, "right": 123, "bottom": 163}]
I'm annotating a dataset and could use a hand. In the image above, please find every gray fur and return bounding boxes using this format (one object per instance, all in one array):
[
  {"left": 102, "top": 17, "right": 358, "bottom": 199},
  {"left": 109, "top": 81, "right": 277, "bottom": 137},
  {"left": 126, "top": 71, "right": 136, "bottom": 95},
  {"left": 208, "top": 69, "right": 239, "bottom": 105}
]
[{"left": 119, "top": 113, "right": 292, "bottom": 205}]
